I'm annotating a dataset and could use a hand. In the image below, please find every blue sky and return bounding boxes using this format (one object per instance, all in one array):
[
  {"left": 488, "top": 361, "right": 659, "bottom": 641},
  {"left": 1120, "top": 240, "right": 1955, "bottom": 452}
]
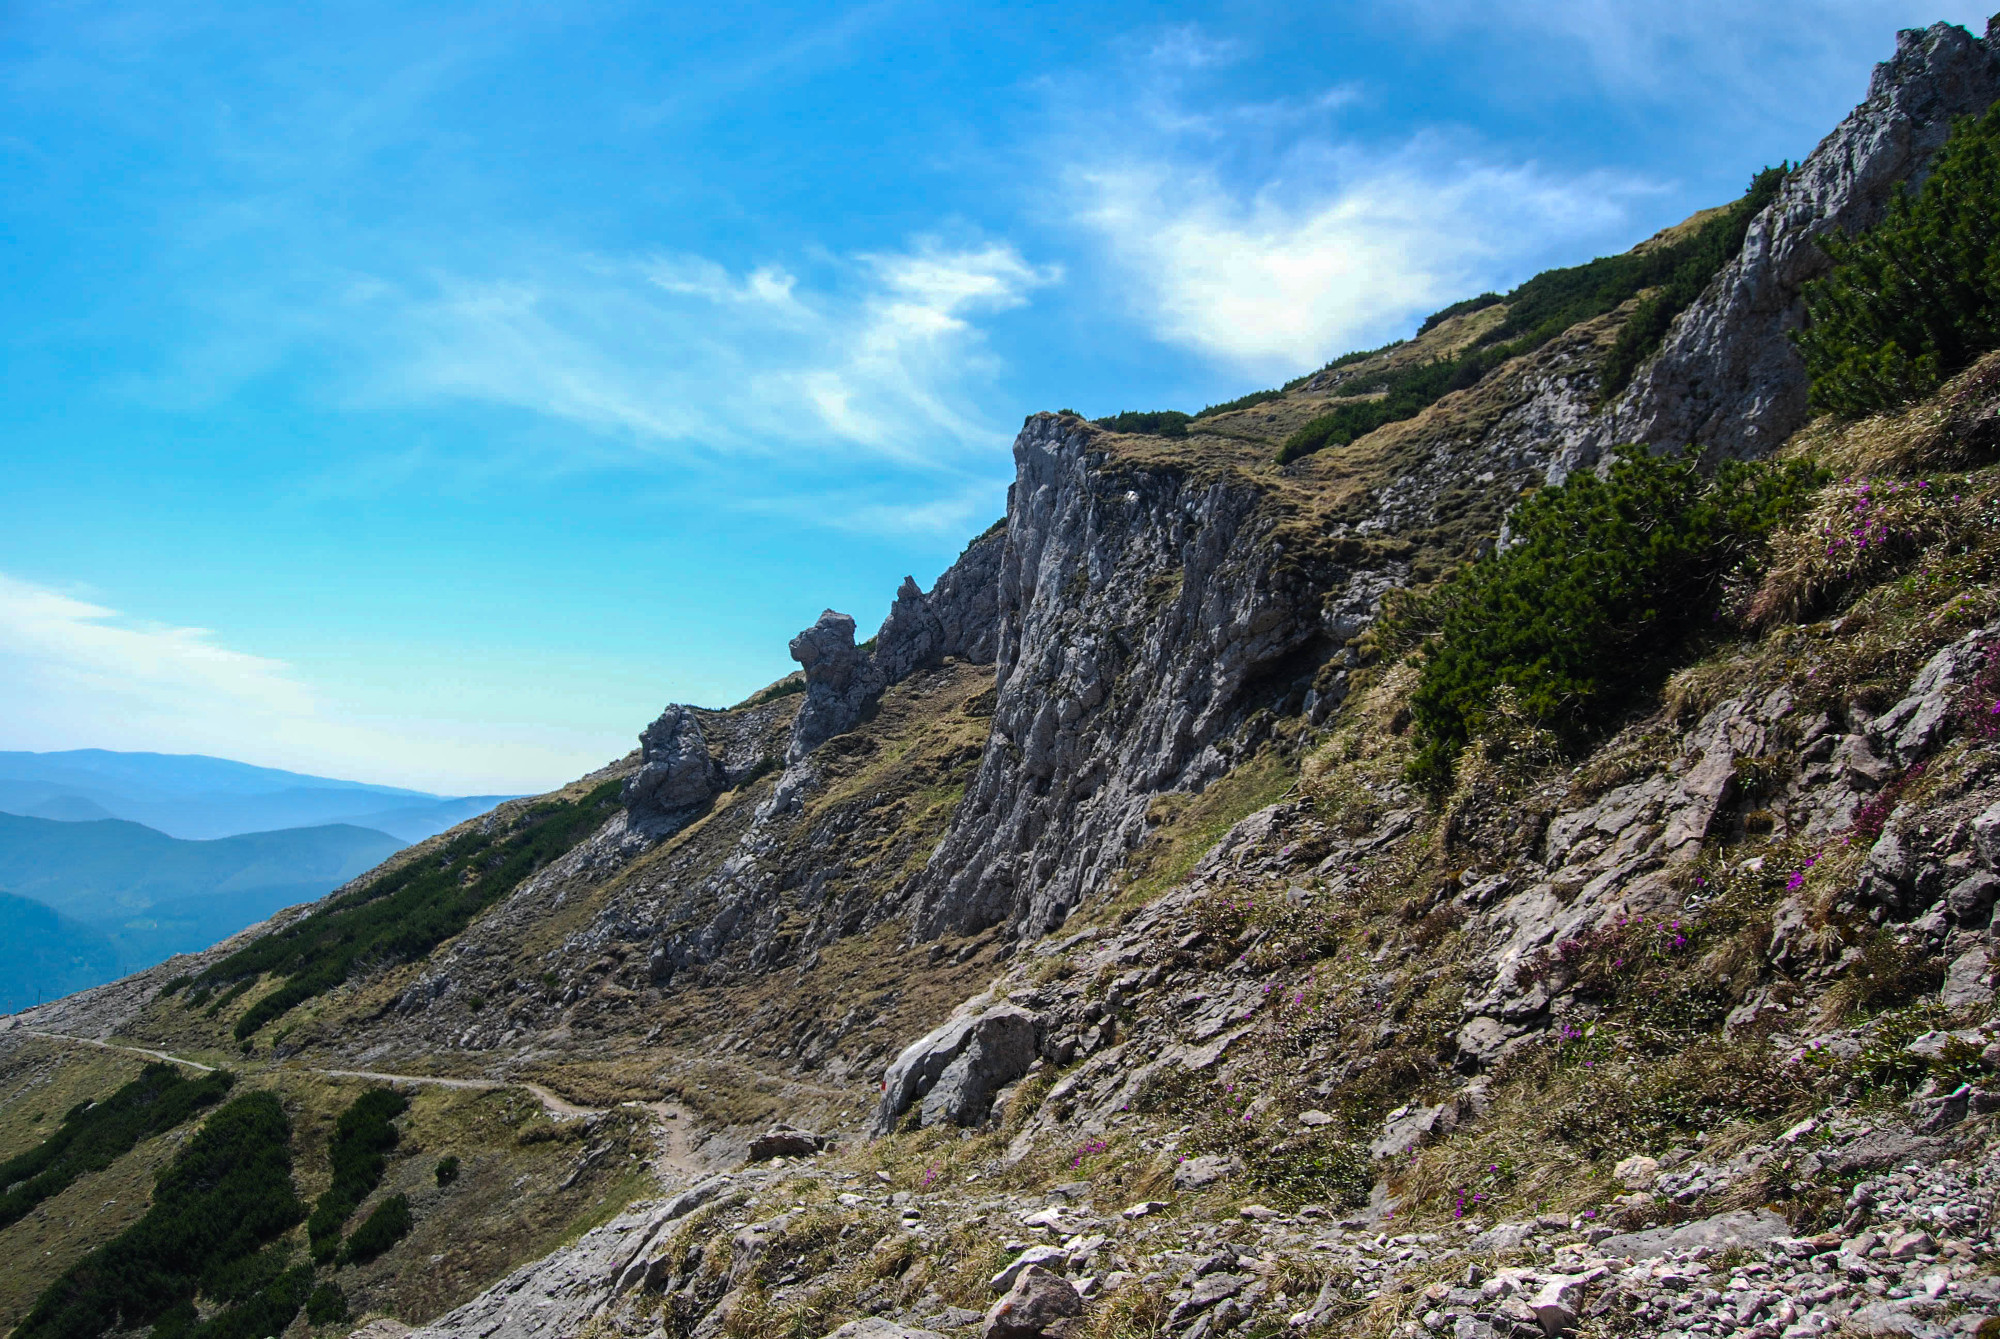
[{"left": 2, "top": 0, "right": 1990, "bottom": 794}]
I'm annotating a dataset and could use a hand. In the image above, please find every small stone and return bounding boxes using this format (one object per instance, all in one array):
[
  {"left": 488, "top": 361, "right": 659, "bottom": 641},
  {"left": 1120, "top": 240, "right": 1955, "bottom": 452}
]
[
  {"left": 1885, "top": 1229, "right": 1934, "bottom": 1260},
  {"left": 1779, "top": 1119, "right": 1817, "bottom": 1144},
  {"left": 1529, "top": 1273, "right": 1593, "bottom": 1336},
  {"left": 1299, "top": 1109, "right": 1334, "bottom": 1126},
  {"left": 1239, "top": 1204, "right": 1280, "bottom": 1222},
  {"left": 1614, "top": 1155, "right": 1661, "bottom": 1190},
  {"left": 1121, "top": 1200, "right": 1166, "bottom": 1219},
  {"left": 1173, "top": 1154, "right": 1238, "bottom": 1191},
  {"left": 991, "top": 1245, "right": 1069, "bottom": 1294}
]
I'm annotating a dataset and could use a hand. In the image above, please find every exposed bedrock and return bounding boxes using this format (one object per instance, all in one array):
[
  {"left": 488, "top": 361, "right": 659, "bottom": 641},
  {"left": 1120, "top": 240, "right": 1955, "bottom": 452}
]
[
  {"left": 781, "top": 527, "right": 1006, "bottom": 767},
  {"left": 911, "top": 414, "right": 1352, "bottom": 940},
  {"left": 785, "top": 610, "right": 885, "bottom": 765},
  {"left": 1548, "top": 20, "right": 2000, "bottom": 476},
  {"left": 622, "top": 705, "right": 723, "bottom": 825}
]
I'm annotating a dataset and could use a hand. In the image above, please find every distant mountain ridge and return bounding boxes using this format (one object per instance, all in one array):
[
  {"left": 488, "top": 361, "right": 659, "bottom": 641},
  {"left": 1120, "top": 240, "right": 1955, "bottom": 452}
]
[
  {"left": 0, "top": 749, "right": 517, "bottom": 842},
  {"left": 0, "top": 812, "right": 407, "bottom": 975},
  {"left": 0, "top": 892, "right": 121, "bottom": 1015}
]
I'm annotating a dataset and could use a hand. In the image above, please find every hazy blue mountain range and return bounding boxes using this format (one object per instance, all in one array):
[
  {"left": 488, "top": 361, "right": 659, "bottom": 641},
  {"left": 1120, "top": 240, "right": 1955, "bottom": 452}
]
[
  {"left": 0, "top": 811, "right": 407, "bottom": 971},
  {"left": 0, "top": 749, "right": 516, "bottom": 842},
  {"left": 0, "top": 891, "right": 123, "bottom": 1014},
  {"left": 0, "top": 810, "right": 408, "bottom": 997}
]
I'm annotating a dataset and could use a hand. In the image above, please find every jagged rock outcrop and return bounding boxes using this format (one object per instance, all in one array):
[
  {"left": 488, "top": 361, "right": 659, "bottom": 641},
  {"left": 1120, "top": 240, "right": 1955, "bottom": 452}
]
[
  {"left": 1557, "top": 19, "right": 2000, "bottom": 475},
  {"left": 624, "top": 706, "right": 725, "bottom": 824},
  {"left": 782, "top": 529, "right": 1007, "bottom": 769},
  {"left": 875, "top": 525, "right": 1006, "bottom": 682},
  {"left": 786, "top": 611, "right": 885, "bottom": 765},
  {"left": 911, "top": 415, "right": 1344, "bottom": 939}
]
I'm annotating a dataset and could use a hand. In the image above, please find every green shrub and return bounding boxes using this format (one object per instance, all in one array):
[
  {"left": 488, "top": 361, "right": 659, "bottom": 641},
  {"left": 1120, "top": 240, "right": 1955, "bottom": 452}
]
[
  {"left": 305, "top": 1282, "right": 348, "bottom": 1325},
  {"left": 1798, "top": 102, "right": 2000, "bottom": 416},
  {"left": 1092, "top": 410, "right": 1191, "bottom": 437},
  {"left": 1394, "top": 453, "right": 1822, "bottom": 788},
  {"left": 435, "top": 1153, "right": 461, "bottom": 1186},
  {"left": 17, "top": 1093, "right": 305, "bottom": 1339},
  {"left": 342, "top": 1193, "right": 413, "bottom": 1265},
  {"left": 0, "top": 1064, "right": 233, "bottom": 1233},
  {"left": 189, "top": 779, "right": 624, "bottom": 1039},
  {"left": 174, "top": 1264, "right": 312, "bottom": 1339},
  {"left": 308, "top": 1087, "right": 408, "bottom": 1261}
]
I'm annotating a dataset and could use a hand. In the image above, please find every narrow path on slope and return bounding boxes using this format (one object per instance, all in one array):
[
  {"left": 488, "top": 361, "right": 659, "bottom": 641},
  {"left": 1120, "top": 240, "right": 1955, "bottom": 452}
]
[
  {"left": 12, "top": 1028, "right": 709, "bottom": 1175},
  {"left": 14, "top": 1028, "right": 219, "bottom": 1072}
]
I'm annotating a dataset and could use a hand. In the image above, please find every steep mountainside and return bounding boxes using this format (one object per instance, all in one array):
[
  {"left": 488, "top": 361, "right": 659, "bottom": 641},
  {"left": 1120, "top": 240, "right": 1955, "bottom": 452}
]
[{"left": 6, "top": 18, "right": 2000, "bottom": 1339}]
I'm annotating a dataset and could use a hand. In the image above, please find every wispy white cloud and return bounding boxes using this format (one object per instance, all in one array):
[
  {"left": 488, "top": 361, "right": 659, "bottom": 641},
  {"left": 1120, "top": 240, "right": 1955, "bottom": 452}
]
[
  {"left": 0, "top": 574, "right": 310, "bottom": 723},
  {"left": 1051, "top": 23, "right": 1653, "bottom": 378},
  {"left": 350, "top": 236, "right": 1056, "bottom": 469},
  {"left": 1071, "top": 144, "right": 1640, "bottom": 373},
  {"left": 0, "top": 572, "right": 622, "bottom": 794}
]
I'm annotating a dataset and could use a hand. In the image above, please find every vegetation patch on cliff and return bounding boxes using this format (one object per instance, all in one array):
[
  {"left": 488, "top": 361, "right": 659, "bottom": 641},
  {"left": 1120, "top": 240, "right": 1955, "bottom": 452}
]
[
  {"left": 1389, "top": 453, "right": 1822, "bottom": 788},
  {"left": 1799, "top": 101, "right": 2000, "bottom": 416}
]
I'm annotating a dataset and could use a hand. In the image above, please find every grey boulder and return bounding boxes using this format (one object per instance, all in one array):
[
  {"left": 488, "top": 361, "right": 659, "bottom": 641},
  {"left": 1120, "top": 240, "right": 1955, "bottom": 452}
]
[
  {"left": 874, "top": 1001, "right": 1039, "bottom": 1135},
  {"left": 822, "top": 1321, "right": 946, "bottom": 1339},
  {"left": 747, "top": 1126, "right": 830, "bottom": 1161},
  {"left": 983, "top": 1265, "right": 1081, "bottom": 1339},
  {"left": 624, "top": 705, "right": 723, "bottom": 822},
  {"left": 1596, "top": 1208, "right": 1791, "bottom": 1260}
]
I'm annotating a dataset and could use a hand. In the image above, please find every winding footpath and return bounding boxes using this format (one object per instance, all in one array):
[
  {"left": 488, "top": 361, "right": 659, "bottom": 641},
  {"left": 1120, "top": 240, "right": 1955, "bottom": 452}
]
[{"left": 6, "top": 1025, "right": 708, "bottom": 1174}]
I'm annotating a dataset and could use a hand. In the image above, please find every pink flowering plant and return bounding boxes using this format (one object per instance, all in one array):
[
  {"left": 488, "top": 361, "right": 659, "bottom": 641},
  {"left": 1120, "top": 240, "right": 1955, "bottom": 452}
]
[{"left": 1748, "top": 472, "right": 1971, "bottom": 624}]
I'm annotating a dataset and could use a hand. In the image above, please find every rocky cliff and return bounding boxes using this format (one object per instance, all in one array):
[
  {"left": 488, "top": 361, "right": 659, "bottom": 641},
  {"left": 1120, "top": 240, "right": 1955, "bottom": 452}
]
[
  {"left": 911, "top": 415, "right": 1345, "bottom": 940},
  {"left": 1560, "top": 19, "right": 2000, "bottom": 474}
]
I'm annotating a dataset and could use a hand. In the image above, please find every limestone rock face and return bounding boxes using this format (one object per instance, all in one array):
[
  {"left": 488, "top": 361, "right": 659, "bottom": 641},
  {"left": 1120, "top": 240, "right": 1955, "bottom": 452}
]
[
  {"left": 1555, "top": 20, "right": 2000, "bottom": 475},
  {"left": 623, "top": 705, "right": 723, "bottom": 823},
  {"left": 874, "top": 1000, "right": 1040, "bottom": 1135},
  {"left": 911, "top": 415, "right": 1343, "bottom": 938},
  {"left": 875, "top": 525, "right": 1006, "bottom": 683}
]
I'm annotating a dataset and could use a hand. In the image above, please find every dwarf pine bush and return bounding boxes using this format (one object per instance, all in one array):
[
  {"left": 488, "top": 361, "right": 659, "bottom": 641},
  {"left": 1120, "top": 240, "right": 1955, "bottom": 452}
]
[
  {"left": 1394, "top": 453, "right": 1822, "bottom": 789},
  {"left": 1797, "top": 101, "right": 2000, "bottom": 416}
]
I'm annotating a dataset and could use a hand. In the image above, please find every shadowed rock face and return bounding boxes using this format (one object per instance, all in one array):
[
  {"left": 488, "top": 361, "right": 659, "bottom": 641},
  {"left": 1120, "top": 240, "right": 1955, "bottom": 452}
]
[{"left": 910, "top": 416, "right": 1341, "bottom": 939}]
